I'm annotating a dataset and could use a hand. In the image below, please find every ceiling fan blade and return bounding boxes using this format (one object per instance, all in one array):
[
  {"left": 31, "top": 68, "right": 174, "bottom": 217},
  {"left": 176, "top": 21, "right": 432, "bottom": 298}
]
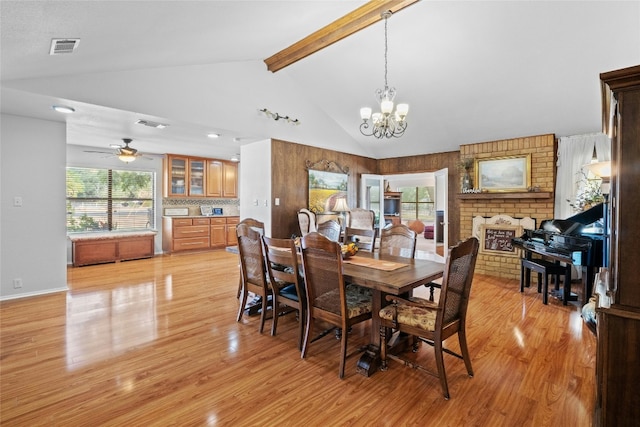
[{"left": 84, "top": 150, "right": 114, "bottom": 154}]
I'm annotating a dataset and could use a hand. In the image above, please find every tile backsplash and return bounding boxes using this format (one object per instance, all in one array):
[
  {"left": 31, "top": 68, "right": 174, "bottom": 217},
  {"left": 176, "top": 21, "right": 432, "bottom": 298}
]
[{"left": 162, "top": 198, "right": 240, "bottom": 216}]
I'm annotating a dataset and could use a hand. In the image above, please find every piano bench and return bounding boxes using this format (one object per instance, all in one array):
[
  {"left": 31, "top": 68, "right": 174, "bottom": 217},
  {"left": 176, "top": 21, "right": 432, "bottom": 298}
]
[{"left": 520, "top": 259, "right": 570, "bottom": 305}]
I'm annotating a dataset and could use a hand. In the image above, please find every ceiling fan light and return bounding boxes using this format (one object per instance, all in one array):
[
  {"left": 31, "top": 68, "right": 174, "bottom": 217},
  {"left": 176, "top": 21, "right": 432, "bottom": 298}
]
[{"left": 118, "top": 154, "right": 136, "bottom": 163}]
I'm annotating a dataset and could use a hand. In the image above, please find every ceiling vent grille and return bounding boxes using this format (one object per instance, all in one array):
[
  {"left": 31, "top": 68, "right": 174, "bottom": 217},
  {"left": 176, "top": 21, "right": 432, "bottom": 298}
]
[
  {"left": 136, "top": 119, "right": 168, "bottom": 129},
  {"left": 49, "top": 38, "right": 80, "bottom": 55}
]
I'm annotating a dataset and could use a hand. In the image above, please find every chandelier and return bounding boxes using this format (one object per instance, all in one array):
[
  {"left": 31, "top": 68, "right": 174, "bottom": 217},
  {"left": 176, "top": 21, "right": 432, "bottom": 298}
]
[{"left": 359, "top": 11, "right": 408, "bottom": 139}]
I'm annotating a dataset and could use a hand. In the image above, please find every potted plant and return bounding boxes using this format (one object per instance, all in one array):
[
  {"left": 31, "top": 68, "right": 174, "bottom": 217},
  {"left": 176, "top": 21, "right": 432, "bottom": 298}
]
[{"left": 568, "top": 170, "right": 605, "bottom": 212}]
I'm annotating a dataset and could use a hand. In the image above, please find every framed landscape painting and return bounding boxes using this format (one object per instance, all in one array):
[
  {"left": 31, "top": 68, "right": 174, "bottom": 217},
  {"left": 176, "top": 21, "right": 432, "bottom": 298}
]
[
  {"left": 308, "top": 170, "right": 347, "bottom": 214},
  {"left": 475, "top": 154, "right": 531, "bottom": 192}
]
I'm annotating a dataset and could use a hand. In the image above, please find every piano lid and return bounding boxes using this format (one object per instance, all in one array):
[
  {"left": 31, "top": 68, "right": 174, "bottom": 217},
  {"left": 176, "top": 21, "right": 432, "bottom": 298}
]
[
  {"left": 541, "top": 203, "right": 604, "bottom": 236},
  {"left": 566, "top": 202, "right": 604, "bottom": 226}
]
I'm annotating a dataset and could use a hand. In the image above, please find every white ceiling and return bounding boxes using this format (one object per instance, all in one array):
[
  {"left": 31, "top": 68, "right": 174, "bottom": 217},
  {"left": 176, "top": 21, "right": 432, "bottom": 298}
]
[{"left": 1, "top": 1, "right": 638, "bottom": 161}]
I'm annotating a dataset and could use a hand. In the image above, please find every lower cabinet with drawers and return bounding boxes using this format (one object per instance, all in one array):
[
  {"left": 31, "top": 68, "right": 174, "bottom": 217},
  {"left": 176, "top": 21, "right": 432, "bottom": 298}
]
[{"left": 162, "top": 216, "right": 239, "bottom": 253}]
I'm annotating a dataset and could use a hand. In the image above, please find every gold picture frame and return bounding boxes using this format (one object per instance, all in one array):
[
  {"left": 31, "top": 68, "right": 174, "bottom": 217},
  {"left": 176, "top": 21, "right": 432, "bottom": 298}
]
[{"left": 475, "top": 154, "right": 531, "bottom": 192}]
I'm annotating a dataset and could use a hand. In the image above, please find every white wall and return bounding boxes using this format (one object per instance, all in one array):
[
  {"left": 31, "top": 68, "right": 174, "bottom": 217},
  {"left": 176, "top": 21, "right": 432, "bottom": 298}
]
[
  {"left": 239, "top": 139, "right": 271, "bottom": 235},
  {"left": 1, "top": 114, "right": 68, "bottom": 300}
]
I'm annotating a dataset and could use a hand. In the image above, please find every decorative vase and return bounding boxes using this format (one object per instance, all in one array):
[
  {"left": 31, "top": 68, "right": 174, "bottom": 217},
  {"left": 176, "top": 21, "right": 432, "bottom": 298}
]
[{"left": 462, "top": 170, "right": 473, "bottom": 191}]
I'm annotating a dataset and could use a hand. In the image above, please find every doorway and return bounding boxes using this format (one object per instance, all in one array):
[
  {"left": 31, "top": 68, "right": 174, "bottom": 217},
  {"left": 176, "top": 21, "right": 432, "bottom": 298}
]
[{"left": 360, "top": 170, "right": 448, "bottom": 261}]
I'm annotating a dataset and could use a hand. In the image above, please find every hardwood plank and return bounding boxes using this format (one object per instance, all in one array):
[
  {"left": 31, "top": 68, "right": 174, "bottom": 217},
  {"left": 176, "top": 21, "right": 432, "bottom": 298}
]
[{"left": 0, "top": 252, "right": 596, "bottom": 425}]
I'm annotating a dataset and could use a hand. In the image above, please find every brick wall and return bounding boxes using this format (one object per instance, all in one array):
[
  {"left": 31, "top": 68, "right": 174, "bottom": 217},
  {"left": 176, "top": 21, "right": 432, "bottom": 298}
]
[{"left": 459, "top": 134, "right": 556, "bottom": 279}]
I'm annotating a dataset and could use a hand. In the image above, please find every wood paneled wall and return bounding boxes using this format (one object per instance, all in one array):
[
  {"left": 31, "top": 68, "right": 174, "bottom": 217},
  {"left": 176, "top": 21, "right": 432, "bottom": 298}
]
[{"left": 270, "top": 139, "right": 377, "bottom": 238}]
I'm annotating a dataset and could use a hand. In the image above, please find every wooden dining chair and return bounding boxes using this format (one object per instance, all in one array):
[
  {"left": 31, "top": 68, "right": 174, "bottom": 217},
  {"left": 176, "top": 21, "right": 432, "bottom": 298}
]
[
  {"left": 300, "top": 232, "right": 373, "bottom": 379},
  {"left": 343, "top": 227, "right": 377, "bottom": 252},
  {"left": 379, "top": 223, "right": 417, "bottom": 259},
  {"left": 236, "top": 223, "right": 272, "bottom": 333},
  {"left": 235, "top": 218, "right": 265, "bottom": 298},
  {"left": 347, "top": 208, "right": 375, "bottom": 229},
  {"left": 317, "top": 220, "right": 341, "bottom": 242},
  {"left": 378, "top": 237, "right": 480, "bottom": 399},
  {"left": 297, "top": 209, "right": 317, "bottom": 236},
  {"left": 262, "top": 235, "right": 306, "bottom": 350}
]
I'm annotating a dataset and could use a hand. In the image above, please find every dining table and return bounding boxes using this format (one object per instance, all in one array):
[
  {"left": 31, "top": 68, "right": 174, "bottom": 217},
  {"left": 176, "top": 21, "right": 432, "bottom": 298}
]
[{"left": 341, "top": 251, "right": 445, "bottom": 376}]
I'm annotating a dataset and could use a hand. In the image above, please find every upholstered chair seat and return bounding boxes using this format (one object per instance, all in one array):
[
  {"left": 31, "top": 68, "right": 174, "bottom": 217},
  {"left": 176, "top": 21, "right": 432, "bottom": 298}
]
[{"left": 379, "top": 296, "right": 437, "bottom": 331}]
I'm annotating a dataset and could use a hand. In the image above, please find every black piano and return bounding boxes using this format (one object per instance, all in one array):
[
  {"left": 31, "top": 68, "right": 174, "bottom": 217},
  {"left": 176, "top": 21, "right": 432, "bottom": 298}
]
[{"left": 512, "top": 203, "right": 604, "bottom": 304}]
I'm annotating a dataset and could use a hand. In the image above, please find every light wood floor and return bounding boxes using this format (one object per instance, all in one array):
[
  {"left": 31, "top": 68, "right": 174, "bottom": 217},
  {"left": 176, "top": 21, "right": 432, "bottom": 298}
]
[{"left": 1, "top": 251, "right": 596, "bottom": 426}]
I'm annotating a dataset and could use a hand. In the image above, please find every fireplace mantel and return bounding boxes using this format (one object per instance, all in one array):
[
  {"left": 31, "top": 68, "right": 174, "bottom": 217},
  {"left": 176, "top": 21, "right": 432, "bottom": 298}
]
[{"left": 458, "top": 191, "right": 552, "bottom": 200}]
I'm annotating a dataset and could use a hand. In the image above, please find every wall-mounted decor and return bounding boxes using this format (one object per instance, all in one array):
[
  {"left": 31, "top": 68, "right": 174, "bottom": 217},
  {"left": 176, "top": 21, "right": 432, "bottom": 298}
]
[
  {"left": 305, "top": 159, "right": 349, "bottom": 174},
  {"left": 308, "top": 170, "right": 348, "bottom": 214},
  {"left": 479, "top": 224, "right": 523, "bottom": 256},
  {"left": 475, "top": 154, "right": 531, "bottom": 192},
  {"left": 472, "top": 215, "right": 535, "bottom": 240}
]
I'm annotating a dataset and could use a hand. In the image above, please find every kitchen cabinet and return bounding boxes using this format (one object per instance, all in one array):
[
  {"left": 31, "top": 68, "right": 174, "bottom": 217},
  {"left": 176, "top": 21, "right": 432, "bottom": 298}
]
[
  {"left": 164, "top": 155, "right": 207, "bottom": 198},
  {"left": 206, "top": 160, "right": 238, "bottom": 198},
  {"left": 164, "top": 154, "right": 238, "bottom": 198},
  {"left": 163, "top": 216, "right": 239, "bottom": 253},
  {"left": 210, "top": 217, "right": 227, "bottom": 247}
]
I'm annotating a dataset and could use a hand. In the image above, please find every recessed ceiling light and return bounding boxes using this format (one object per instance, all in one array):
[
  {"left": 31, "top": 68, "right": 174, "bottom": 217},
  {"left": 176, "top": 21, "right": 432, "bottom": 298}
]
[
  {"left": 207, "top": 133, "right": 220, "bottom": 139},
  {"left": 52, "top": 105, "right": 75, "bottom": 114},
  {"left": 230, "top": 154, "right": 240, "bottom": 162}
]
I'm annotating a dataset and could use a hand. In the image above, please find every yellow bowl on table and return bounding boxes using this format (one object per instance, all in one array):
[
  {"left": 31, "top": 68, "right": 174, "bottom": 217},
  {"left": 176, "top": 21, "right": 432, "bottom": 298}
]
[{"left": 341, "top": 242, "right": 358, "bottom": 259}]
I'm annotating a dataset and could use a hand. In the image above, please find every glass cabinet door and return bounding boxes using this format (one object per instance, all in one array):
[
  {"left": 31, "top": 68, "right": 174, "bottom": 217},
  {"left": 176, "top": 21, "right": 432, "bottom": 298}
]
[
  {"left": 188, "top": 159, "right": 205, "bottom": 196},
  {"left": 170, "top": 157, "right": 187, "bottom": 195}
]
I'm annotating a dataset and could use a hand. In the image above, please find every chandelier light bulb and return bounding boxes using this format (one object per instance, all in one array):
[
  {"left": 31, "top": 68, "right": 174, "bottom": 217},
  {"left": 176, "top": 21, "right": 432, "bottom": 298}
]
[
  {"left": 396, "top": 103, "right": 409, "bottom": 118},
  {"left": 360, "top": 107, "right": 372, "bottom": 121},
  {"left": 380, "top": 99, "right": 394, "bottom": 114}
]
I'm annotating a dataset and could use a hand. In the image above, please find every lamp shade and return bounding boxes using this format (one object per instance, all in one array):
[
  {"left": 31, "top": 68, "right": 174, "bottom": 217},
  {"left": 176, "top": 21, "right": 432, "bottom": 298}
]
[
  {"left": 584, "top": 161, "right": 611, "bottom": 179},
  {"left": 332, "top": 198, "right": 350, "bottom": 212}
]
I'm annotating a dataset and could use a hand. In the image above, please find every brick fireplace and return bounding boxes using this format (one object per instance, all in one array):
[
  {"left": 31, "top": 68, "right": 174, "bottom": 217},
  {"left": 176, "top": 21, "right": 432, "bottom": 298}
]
[{"left": 459, "top": 134, "right": 556, "bottom": 279}]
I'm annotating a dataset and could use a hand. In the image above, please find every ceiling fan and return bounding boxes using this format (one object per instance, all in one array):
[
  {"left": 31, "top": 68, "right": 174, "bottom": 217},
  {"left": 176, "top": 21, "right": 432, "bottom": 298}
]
[{"left": 85, "top": 138, "right": 153, "bottom": 163}]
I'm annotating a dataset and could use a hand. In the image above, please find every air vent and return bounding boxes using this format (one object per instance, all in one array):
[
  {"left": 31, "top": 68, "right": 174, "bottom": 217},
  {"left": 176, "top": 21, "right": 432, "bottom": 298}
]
[
  {"left": 136, "top": 119, "right": 168, "bottom": 129},
  {"left": 49, "top": 38, "right": 80, "bottom": 55}
]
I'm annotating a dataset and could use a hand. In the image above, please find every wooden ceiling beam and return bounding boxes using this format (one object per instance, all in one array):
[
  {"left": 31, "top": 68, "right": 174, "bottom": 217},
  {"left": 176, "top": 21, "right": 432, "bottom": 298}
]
[{"left": 264, "top": 0, "right": 420, "bottom": 73}]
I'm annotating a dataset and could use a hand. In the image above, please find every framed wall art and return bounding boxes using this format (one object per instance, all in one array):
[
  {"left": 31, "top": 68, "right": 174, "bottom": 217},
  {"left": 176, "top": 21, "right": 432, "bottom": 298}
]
[
  {"left": 475, "top": 154, "right": 531, "bottom": 192},
  {"left": 308, "top": 170, "right": 348, "bottom": 214},
  {"left": 479, "top": 224, "right": 523, "bottom": 256}
]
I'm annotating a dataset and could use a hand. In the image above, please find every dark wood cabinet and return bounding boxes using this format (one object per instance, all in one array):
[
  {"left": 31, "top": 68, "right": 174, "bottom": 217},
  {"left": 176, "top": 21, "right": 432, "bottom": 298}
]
[
  {"left": 383, "top": 192, "right": 402, "bottom": 226},
  {"left": 595, "top": 64, "right": 640, "bottom": 427}
]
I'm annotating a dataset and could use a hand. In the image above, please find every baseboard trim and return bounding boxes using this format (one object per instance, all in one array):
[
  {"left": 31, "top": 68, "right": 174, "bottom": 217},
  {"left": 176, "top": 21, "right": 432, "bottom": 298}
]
[{"left": 0, "top": 286, "right": 69, "bottom": 302}]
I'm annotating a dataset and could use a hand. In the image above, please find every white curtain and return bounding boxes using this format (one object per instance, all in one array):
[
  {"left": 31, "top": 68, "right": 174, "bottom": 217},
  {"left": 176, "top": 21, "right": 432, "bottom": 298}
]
[{"left": 555, "top": 133, "right": 610, "bottom": 220}]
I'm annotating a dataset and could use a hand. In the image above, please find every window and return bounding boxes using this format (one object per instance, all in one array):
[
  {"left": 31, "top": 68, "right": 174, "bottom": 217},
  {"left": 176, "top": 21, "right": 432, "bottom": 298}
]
[
  {"left": 399, "top": 186, "right": 435, "bottom": 222},
  {"left": 66, "top": 167, "right": 155, "bottom": 233}
]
